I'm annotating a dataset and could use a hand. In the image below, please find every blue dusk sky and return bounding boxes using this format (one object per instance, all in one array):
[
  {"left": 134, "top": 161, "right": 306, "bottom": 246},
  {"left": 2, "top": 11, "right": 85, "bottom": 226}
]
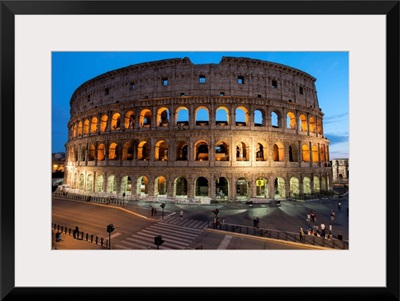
[{"left": 52, "top": 51, "right": 349, "bottom": 159}]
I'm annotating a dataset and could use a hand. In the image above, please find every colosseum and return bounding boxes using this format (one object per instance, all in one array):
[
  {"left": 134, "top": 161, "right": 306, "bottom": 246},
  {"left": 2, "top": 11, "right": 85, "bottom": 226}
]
[{"left": 63, "top": 56, "right": 332, "bottom": 204}]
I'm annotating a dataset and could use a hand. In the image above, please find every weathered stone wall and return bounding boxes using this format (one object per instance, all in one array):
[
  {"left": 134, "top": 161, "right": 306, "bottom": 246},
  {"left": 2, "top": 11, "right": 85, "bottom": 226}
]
[{"left": 64, "top": 57, "right": 332, "bottom": 202}]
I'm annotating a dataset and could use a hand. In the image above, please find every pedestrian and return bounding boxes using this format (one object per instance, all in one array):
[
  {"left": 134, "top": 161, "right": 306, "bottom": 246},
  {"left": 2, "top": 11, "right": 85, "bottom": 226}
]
[
  {"left": 338, "top": 202, "right": 342, "bottom": 210},
  {"left": 306, "top": 212, "right": 311, "bottom": 222},
  {"left": 329, "top": 223, "right": 332, "bottom": 233},
  {"left": 330, "top": 210, "right": 335, "bottom": 222},
  {"left": 222, "top": 218, "right": 225, "bottom": 225},
  {"left": 299, "top": 227, "right": 305, "bottom": 243},
  {"left": 154, "top": 208, "right": 157, "bottom": 215},
  {"left": 180, "top": 210, "right": 183, "bottom": 218},
  {"left": 73, "top": 226, "right": 79, "bottom": 239},
  {"left": 320, "top": 222, "right": 326, "bottom": 238},
  {"left": 338, "top": 232, "right": 343, "bottom": 240},
  {"left": 150, "top": 206, "right": 154, "bottom": 216}
]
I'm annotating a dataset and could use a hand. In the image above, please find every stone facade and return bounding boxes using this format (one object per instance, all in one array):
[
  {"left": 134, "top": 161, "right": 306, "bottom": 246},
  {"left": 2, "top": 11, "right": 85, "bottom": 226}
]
[
  {"left": 332, "top": 159, "right": 349, "bottom": 185},
  {"left": 64, "top": 57, "right": 332, "bottom": 202}
]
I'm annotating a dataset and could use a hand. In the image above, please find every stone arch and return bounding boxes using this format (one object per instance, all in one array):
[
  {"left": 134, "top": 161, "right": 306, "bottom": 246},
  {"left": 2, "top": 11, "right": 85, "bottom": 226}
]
[
  {"left": 299, "top": 114, "right": 307, "bottom": 132},
  {"left": 215, "top": 140, "right": 229, "bottom": 161},
  {"left": 122, "top": 141, "right": 134, "bottom": 160},
  {"left": 107, "top": 175, "right": 117, "bottom": 192},
  {"left": 236, "top": 141, "right": 249, "bottom": 161},
  {"left": 195, "top": 106, "right": 209, "bottom": 125},
  {"left": 155, "top": 140, "right": 168, "bottom": 161},
  {"left": 254, "top": 109, "right": 264, "bottom": 126},
  {"left": 312, "top": 145, "right": 319, "bottom": 163},
  {"left": 194, "top": 140, "right": 209, "bottom": 161},
  {"left": 216, "top": 106, "right": 229, "bottom": 125},
  {"left": 137, "top": 141, "right": 150, "bottom": 160},
  {"left": 100, "top": 114, "right": 108, "bottom": 132},
  {"left": 274, "top": 177, "right": 286, "bottom": 199},
  {"left": 97, "top": 143, "right": 106, "bottom": 161},
  {"left": 121, "top": 176, "right": 132, "bottom": 195},
  {"left": 235, "top": 106, "right": 248, "bottom": 126},
  {"left": 155, "top": 176, "right": 167, "bottom": 196},
  {"left": 303, "top": 176, "right": 312, "bottom": 195},
  {"left": 309, "top": 116, "right": 316, "bottom": 133},
  {"left": 88, "top": 143, "right": 96, "bottom": 161},
  {"left": 137, "top": 176, "right": 149, "bottom": 195},
  {"left": 139, "top": 109, "right": 152, "bottom": 127},
  {"left": 95, "top": 175, "right": 103, "bottom": 192},
  {"left": 86, "top": 174, "right": 93, "bottom": 192},
  {"left": 236, "top": 177, "right": 249, "bottom": 199},
  {"left": 255, "top": 177, "right": 268, "bottom": 198},
  {"left": 313, "top": 175, "right": 320, "bottom": 193},
  {"left": 157, "top": 107, "right": 170, "bottom": 127},
  {"left": 108, "top": 142, "right": 118, "bottom": 160},
  {"left": 124, "top": 110, "right": 135, "bottom": 129},
  {"left": 289, "top": 177, "right": 300, "bottom": 197},
  {"left": 286, "top": 111, "right": 296, "bottom": 129},
  {"left": 271, "top": 109, "right": 282, "bottom": 128},
  {"left": 195, "top": 176, "right": 209, "bottom": 197},
  {"left": 176, "top": 106, "right": 189, "bottom": 126},
  {"left": 216, "top": 177, "right": 229, "bottom": 200},
  {"left": 91, "top": 116, "right": 98, "bottom": 133},
  {"left": 288, "top": 143, "right": 298, "bottom": 162},
  {"left": 302, "top": 144, "right": 310, "bottom": 162},
  {"left": 176, "top": 141, "right": 188, "bottom": 161},
  {"left": 83, "top": 119, "right": 90, "bottom": 134},
  {"left": 174, "top": 176, "right": 188, "bottom": 196},
  {"left": 272, "top": 142, "right": 285, "bottom": 162},
  {"left": 78, "top": 173, "right": 85, "bottom": 190}
]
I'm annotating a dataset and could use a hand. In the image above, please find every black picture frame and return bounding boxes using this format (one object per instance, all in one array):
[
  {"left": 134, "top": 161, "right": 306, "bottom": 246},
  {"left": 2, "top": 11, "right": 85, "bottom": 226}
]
[{"left": 1, "top": 1, "right": 399, "bottom": 300}]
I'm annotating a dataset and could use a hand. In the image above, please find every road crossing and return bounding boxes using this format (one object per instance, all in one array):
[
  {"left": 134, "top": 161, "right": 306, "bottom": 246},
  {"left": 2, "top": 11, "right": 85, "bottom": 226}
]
[
  {"left": 159, "top": 216, "right": 209, "bottom": 230},
  {"left": 113, "top": 222, "right": 204, "bottom": 250}
]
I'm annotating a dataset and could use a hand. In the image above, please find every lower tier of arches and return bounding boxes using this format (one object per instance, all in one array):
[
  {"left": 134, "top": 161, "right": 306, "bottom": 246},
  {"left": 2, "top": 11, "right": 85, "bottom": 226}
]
[{"left": 64, "top": 166, "right": 332, "bottom": 202}]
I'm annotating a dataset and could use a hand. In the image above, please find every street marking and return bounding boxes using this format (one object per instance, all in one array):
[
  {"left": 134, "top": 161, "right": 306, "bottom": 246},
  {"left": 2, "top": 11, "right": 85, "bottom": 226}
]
[
  {"left": 110, "top": 232, "right": 122, "bottom": 239},
  {"left": 217, "top": 235, "right": 233, "bottom": 249}
]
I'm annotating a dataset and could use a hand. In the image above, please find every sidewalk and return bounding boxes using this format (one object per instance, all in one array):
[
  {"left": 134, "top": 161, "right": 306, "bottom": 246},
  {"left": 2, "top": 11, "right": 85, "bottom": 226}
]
[{"left": 52, "top": 229, "right": 107, "bottom": 250}]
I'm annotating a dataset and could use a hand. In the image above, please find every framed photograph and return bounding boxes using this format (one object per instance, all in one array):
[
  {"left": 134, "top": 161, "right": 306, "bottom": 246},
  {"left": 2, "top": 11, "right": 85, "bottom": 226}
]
[{"left": 2, "top": 1, "right": 399, "bottom": 300}]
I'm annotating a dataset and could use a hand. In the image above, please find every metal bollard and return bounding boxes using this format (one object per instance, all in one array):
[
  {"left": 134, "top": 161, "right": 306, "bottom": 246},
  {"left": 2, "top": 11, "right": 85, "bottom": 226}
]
[
  {"left": 100, "top": 237, "right": 104, "bottom": 246},
  {"left": 86, "top": 233, "right": 89, "bottom": 241},
  {"left": 95, "top": 236, "right": 98, "bottom": 244},
  {"left": 91, "top": 235, "right": 93, "bottom": 243}
]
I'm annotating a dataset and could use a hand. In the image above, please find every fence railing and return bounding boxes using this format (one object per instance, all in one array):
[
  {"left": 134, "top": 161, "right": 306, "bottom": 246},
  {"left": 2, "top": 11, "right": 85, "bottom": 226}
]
[
  {"left": 52, "top": 223, "right": 109, "bottom": 249},
  {"left": 207, "top": 222, "right": 348, "bottom": 250}
]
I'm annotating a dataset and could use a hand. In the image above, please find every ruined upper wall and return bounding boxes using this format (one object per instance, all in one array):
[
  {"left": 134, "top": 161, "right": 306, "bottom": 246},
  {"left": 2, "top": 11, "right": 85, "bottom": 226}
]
[{"left": 70, "top": 57, "right": 319, "bottom": 116}]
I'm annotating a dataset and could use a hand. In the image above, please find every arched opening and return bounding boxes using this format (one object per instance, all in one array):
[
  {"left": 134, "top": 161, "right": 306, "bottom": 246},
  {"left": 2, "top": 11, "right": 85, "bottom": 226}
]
[
  {"left": 137, "top": 176, "right": 149, "bottom": 195},
  {"left": 88, "top": 144, "right": 95, "bottom": 161},
  {"left": 155, "top": 176, "right": 167, "bottom": 196},
  {"left": 83, "top": 119, "right": 89, "bottom": 135},
  {"left": 299, "top": 114, "right": 307, "bottom": 132},
  {"left": 309, "top": 116, "right": 316, "bottom": 133},
  {"left": 100, "top": 114, "right": 108, "bottom": 132},
  {"left": 313, "top": 176, "right": 320, "bottom": 194},
  {"left": 79, "top": 173, "right": 84, "bottom": 190},
  {"left": 77, "top": 121, "right": 83, "bottom": 136},
  {"left": 137, "top": 141, "right": 150, "bottom": 160},
  {"left": 91, "top": 117, "right": 98, "bottom": 133},
  {"left": 124, "top": 110, "right": 135, "bottom": 129},
  {"left": 255, "top": 143, "right": 265, "bottom": 161},
  {"left": 195, "top": 140, "right": 209, "bottom": 161},
  {"left": 176, "top": 107, "right": 189, "bottom": 126},
  {"left": 235, "top": 106, "right": 248, "bottom": 126},
  {"left": 140, "top": 109, "right": 152, "bottom": 127},
  {"left": 111, "top": 113, "right": 121, "bottom": 131},
  {"left": 155, "top": 140, "right": 168, "bottom": 161},
  {"left": 312, "top": 145, "right": 319, "bottom": 163},
  {"left": 236, "top": 177, "right": 249, "bottom": 198},
  {"left": 195, "top": 177, "right": 209, "bottom": 196},
  {"left": 122, "top": 141, "right": 134, "bottom": 160},
  {"left": 236, "top": 142, "right": 249, "bottom": 161},
  {"left": 95, "top": 175, "right": 103, "bottom": 192},
  {"left": 289, "top": 144, "right": 298, "bottom": 162},
  {"left": 97, "top": 143, "right": 105, "bottom": 161},
  {"left": 303, "top": 177, "right": 311, "bottom": 195},
  {"left": 302, "top": 144, "right": 310, "bottom": 162},
  {"left": 254, "top": 109, "right": 264, "bottom": 126},
  {"left": 274, "top": 177, "right": 286, "bottom": 198},
  {"left": 215, "top": 141, "right": 229, "bottom": 161},
  {"left": 176, "top": 141, "right": 188, "bottom": 160},
  {"left": 255, "top": 177, "right": 268, "bottom": 198},
  {"left": 108, "top": 143, "right": 118, "bottom": 160},
  {"left": 273, "top": 143, "right": 284, "bottom": 162},
  {"left": 216, "top": 106, "right": 229, "bottom": 126},
  {"left": 174, "top": 177, "right": 188, "bottom": 196},
  {"left": 157, "top": 108, "right": 170, "bottom": 127},
  {"left": 271, "top": 110, "right": 281, "bottom": 128},
  {"left": 121, "top": 176, "right": 132, "bottom": 195},
  {"left": 86, "top": 174, "right": 93, "bottom": 192},
  {"left": 289, "top": 177, "right": 300, "bottom": 197},
  {"left": 107, "top": 175, "right": 116, "bottom": 193},
  {"left": 286, "top": 111, "right": 296, "bottom": 129},
  {"left": 216, "top": 177, "right": 229, "bottom": 200},
  {"left": 195, "top": 106, "right": 209, "bottom": 126}
]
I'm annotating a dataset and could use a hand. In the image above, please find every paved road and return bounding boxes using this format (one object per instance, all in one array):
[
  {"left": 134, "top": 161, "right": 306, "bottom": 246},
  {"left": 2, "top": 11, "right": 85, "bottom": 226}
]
[{"left": 52, "top": 194, "right": 348, "bottom": 250}]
